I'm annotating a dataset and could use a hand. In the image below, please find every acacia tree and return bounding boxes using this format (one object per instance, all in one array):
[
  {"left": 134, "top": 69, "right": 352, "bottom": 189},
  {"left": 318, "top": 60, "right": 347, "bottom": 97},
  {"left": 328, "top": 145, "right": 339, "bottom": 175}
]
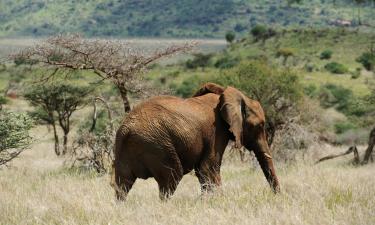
[
  {"left": 14, "top": 35, "right": 194, "bottom": 112},
  {"left": 24, "top": 83, "right": 93, "bottom": 155},
  {"left": 0, "top": 111, "right": 33, "bottom": 165}
]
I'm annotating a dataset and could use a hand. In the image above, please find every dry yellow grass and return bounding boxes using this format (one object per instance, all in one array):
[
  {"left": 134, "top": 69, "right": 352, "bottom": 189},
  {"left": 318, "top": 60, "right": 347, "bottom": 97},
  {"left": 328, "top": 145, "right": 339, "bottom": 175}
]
[{"left": 1, "top": 128, "right": 374, "bottom": 225}]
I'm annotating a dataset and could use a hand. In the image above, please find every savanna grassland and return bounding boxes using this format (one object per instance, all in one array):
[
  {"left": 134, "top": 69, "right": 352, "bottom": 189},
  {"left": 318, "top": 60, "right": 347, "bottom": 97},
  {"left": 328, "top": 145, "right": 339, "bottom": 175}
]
[
  {"left": 1, "top": 125, "right": 375, "bottom": 225},
  {"left": 1, "top": 21, "right": 375, "bottom": 225}
]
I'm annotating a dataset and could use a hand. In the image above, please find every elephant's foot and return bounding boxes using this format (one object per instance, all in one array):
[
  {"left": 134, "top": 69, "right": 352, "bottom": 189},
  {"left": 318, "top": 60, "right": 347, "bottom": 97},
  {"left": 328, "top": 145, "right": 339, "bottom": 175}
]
[{"left": 113, "top": 169, "right": 136, "bottom": 201}]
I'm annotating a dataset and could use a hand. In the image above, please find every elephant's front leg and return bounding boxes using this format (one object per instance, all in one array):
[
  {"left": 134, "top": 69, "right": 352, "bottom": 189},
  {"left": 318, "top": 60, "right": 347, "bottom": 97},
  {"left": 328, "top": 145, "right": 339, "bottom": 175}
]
[{"left": 195, "top": 160, "right": 222, "bottom": 193}]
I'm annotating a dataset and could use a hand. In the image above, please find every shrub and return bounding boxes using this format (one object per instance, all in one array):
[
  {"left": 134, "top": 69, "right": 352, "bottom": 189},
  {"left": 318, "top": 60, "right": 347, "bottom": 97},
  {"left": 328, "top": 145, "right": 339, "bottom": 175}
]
[
  {"left": 320, "top": 50, "right": 333, "bottom": 60},
  {"left": 356, "top": 52, "right": 375, "bottom": 71},
  {"left": 215, "top": 60, "right": 303, "bottom": 144},
  {"left": 324, "top": 62, "right": 348, "bottom": 74},
  {"left": 225, "top": 31, "right": 235, "bottom": 43},
  {"left": 250, "top": 25, "right": 276, "bottom": 42},
  {"left": 319, "top": 84, "right": 353, "bottom": 112},
  {"left": 350, "top": 68, "right": 361, "bottom": 79},
  {"left": 0, "top": 111, "right": 33, "bottom": 165},
  {"left": 276, "top": 48, "right": 295, "bottom": 65},
  {"left": 250, "top": 24, "right": 267, "bottom": 39},
  {"left": 174, "top": 75, "right": 204, "bottom": 98},
  {"left": 334, "top": 121, "right": 357, "bottom": 134},
  {"left": 186, "top": 53, "right": 213, "bottom": 69},
  {"left": 214, "top": 55, "right": 240, "bottom": 69}
]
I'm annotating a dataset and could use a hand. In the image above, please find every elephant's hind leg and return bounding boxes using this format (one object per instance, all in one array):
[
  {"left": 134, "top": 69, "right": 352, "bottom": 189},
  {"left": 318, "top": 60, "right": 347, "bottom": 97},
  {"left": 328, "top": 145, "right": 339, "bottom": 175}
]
[
  {"left": 113, "top": 166, "right": 136, "bottom": 201},
  {"left": 156, "top": 167, "right": 183, "bottom": 201},
  {"left": 149, "top": 153, "right": 183, "bottom": 201}
]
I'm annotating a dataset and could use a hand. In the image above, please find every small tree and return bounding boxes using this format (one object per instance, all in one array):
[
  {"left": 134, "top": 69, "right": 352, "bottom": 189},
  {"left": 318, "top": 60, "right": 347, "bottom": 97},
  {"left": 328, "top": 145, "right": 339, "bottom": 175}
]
[
  {"left": 24, "top": 83, "right": 93, "bottom": 155},
  {"left": 215, "top": 60, "right": 303, "bottom": 145},
  {"left": 250, "top": 25, "right": 276, "bottom": 44},
  {"left": 225, "top": 31, "right": 235, "bottom": 44},
  {"left": 13, "top": 34, "right": 194, "bottom": 113},
  {"left": 0, "top": 111, "right": 33, "bottom": 165}
]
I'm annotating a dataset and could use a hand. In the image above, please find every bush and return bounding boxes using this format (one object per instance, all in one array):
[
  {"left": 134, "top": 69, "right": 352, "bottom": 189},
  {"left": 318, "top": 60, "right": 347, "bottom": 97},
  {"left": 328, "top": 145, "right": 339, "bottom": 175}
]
[
  {"left": 320, "top": 50, "right": 333, "bottom": 60},
  {"left": 318, "top": 84, "right": 353, "bottom": 112},
  {"left": 356, "top": 52, "right": 375, "bottom": 71},
  {"left": 250, "top": 25, "right": 276, "bottom": 42},
  {"left": 276, "top": 48, "right": 295, "bottom": 65},
  {"left": 350, "top": 68, "right": 361, "bottom": 79},
  {"left": 0, "top": 111, "right": 33, "bottom": 165},
  {"left": 185, "top": 53, "right": 213, "bottom": 69},
  {"left": 215, "top": 60, "right": 303, "bottom": 144},
  {"left": 324, "top": 62, "right": 348, "bottom": 74},
  {"left": 225, "top": 31, "right": 235, "bottom": 43},
  {"left": 0, "top": 96, "right": 7, "bottom": 110},
  {"left": 174, "top": 76, "right": 203, "bottom": 97},
  {"left": 334, "top": 121, "right": 357, "bottom": 134},
  {"left": 214, "top": 54, "right": 240, "bottom": 69}
]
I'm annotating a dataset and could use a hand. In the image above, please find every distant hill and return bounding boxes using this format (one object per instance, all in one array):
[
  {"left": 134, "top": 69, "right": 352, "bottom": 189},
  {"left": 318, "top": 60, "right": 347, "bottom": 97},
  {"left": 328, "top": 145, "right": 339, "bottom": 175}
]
[{"left": 0, "top": 0, "right": 374, "bottom": 38}]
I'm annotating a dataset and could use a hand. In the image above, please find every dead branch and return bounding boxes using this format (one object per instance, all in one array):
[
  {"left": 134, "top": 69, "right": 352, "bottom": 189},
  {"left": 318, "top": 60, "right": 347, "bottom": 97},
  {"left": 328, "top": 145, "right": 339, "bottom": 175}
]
[
  {"left": 90, "top": 97, "right": 113, "bottom": 132},
  {"left": 315, "top": 146, "right": 360, "bottom": 165}
]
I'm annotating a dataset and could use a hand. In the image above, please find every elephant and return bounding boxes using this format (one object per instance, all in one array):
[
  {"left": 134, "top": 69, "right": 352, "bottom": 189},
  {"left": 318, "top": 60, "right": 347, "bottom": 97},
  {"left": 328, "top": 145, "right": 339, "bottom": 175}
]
[{"left": 111, "top": 83, "right": 280, "bottom": 200}]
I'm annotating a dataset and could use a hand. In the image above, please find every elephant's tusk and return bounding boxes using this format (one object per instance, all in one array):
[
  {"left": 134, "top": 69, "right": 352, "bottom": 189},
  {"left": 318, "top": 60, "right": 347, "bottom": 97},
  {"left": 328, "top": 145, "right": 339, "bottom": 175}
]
[{"left": 264, "top": 153, "right": 272, "bottom": 159}]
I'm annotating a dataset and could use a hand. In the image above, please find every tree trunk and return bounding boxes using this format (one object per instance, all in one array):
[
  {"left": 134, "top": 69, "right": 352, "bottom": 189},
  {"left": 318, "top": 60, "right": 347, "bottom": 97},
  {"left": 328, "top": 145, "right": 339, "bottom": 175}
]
[
  {"left": 362, "top": 127, "right": 375, "bottom": 164},
  {"left": 118, "top": 85, "right": 131, "bottom": 113},
  {"left": 52, "top": 123, "right": 60, "bottom": 156},
  {"left": 62, "top": 133, "right": 68, "bottom": 155}
]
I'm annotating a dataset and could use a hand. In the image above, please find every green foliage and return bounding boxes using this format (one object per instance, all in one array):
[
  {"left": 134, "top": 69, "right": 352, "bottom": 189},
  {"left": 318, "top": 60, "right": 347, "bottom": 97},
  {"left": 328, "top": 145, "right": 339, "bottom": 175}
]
[
  {"left": 356, "top": 51, "right": 375, "bottom": 71},
  {"left": 225, "top": 31, "right": 235, "bottom": 43},
  {"left": 0, "top": 111, "right": 33, "bottom": 151},
  {"left": 78, "top": 110, "right": 110, "bottom": 136},
  {"left": 13, "top": 56, "right": 38, "bottom": 66},
  {"left": 0, "top": 0, "right": 374, "bottom": 38},
  {"left": 0, "top": 95, "right": 7, "bottom": 105},
  {"left": 350, "top": 68, "right": 362, "bottom": 79},
  {"left": 0, "top": 111, "right": 33, "bottom": 165},
  {"left": 185, "top": 53, "right": 213, "bottom": 69},
  {"left": 215, "top": 60, "right": 303, "bottom": 139},
  {"left": 24, "top": 82, "right": 94, "bottom": 154},
  {"left": 320, "top": 50, "right": 333, "bottom": 60},
  {"left": 214, "top": 54, "right": 240, "bottom": 69},
  {"left": 334, "top": 121, "right": 357, "bottom": 134},
  {"left": 174, "top": 75, "right": 203, "bottom": 97},
  {"left": 250, "top": 25, "right": 277, "bottom": 42},
  {"left": 324, "top": 62, "right": 348, "bottom": 74},
  {"left": 276, "top": 47, "right": 295, "bottom": 64},
  {"left": 319, "top": 84, "right": 353, "bottom": 111},
  {"left": 277, "top": 48, "right": 295, "bottom": 58}
]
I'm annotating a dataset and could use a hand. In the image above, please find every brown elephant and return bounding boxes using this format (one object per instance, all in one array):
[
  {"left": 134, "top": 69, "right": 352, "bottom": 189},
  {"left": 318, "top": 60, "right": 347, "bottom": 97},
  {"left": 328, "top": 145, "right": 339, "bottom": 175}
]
[{"left": 112, "top": 83, "right": 280, "bottom": 200}]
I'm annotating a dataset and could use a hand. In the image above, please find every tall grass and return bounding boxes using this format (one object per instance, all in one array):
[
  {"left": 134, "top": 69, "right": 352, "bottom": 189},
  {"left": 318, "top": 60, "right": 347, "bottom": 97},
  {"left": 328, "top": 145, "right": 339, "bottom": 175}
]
[{"left": 0, "top": 132, "right": 374, "bottom": 225}]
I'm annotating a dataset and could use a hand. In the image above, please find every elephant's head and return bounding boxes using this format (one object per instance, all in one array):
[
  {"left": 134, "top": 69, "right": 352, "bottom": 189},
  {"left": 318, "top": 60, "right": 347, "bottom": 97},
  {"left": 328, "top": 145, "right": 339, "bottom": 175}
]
[{"left": 219, "top": 86, "right": 280, "bottom": 193}]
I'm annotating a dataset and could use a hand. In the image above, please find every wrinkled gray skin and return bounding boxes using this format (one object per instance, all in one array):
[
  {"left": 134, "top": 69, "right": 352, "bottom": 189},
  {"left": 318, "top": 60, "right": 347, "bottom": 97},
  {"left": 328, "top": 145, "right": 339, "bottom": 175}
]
[{"left": 112, "top": 83, "right": 280, "bottom": 200}]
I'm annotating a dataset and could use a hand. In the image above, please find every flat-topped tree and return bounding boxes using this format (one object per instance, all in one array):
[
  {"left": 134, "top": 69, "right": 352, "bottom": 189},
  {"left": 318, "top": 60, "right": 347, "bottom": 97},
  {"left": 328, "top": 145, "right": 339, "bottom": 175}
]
[
  {"left": 24, "top": 83, "right": 93, "bottom": 155},
  {"left": 13, "top": 34, "right": 195, "bottom": 112}
]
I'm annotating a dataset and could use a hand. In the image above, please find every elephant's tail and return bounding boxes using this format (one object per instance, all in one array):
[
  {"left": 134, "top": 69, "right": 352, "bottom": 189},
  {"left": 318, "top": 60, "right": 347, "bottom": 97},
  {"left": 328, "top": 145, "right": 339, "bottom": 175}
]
[{"left": 114, "top": 126, "right": 130, "bottom": 160}]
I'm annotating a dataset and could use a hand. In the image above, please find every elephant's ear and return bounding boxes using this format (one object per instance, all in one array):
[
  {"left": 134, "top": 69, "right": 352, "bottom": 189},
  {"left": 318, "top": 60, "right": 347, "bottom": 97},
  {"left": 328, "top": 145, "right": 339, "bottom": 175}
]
[
  {"left": 192, "top": 82, "right": 225, "bottom": 97},
  {"left": 219, "top": 87, "right": 244, "bottom": 148}
]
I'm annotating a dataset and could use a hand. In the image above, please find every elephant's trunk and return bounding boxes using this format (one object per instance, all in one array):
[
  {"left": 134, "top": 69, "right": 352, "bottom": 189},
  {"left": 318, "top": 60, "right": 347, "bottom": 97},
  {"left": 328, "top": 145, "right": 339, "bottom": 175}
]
[{"left": 248, "top": 133, "right": 280, "bottom": 193}]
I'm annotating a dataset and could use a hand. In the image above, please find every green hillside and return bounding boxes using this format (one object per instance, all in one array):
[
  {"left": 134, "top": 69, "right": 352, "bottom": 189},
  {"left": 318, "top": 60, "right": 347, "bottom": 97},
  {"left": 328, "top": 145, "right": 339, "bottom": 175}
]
[{"left": 0, "top": 0, "right": 374, "bottom": 38}]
